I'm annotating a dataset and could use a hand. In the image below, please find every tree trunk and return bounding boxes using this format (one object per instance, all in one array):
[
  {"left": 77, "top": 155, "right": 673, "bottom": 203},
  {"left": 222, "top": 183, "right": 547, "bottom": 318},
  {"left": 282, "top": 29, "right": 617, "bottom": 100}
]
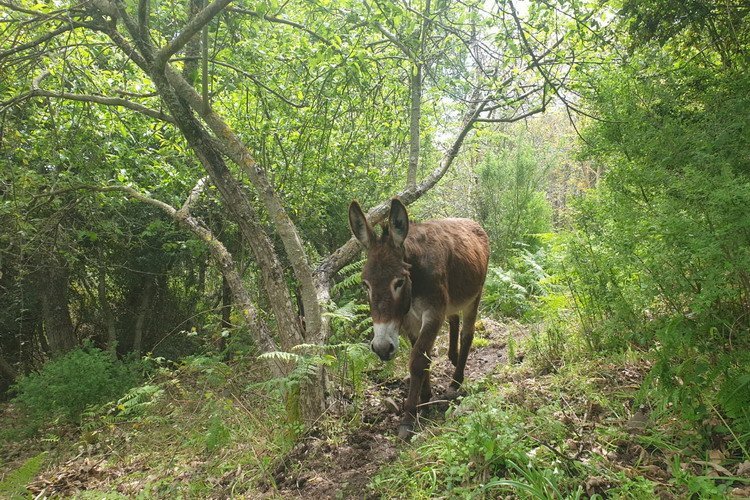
[
  {"left": 132, "top": 277, "right": 154, "bottom": 358},
  {"left": 38, "top": 262, "right": 77, "bottom": 356},
  {"left": 0, "top": 355, "right": 16, "bottom": 382},
  {"left": 406, "top": 64, "right": 422, "bottom": 188},
  {"left": 98, "top": 265, "right": 118, "bottom": 352},
  {"left": 219, "top": 274, "right": 231, "bottom": 353}
]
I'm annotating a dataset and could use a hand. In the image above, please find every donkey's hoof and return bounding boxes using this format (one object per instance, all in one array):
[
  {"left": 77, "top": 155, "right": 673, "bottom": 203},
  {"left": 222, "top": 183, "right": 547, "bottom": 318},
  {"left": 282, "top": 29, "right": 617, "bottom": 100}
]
[
  {"left": 444, "top": 386, "right": 464, "bottom": 400},
  {"left": 397, "top": 423, "right": 414, "bottom": 440}
]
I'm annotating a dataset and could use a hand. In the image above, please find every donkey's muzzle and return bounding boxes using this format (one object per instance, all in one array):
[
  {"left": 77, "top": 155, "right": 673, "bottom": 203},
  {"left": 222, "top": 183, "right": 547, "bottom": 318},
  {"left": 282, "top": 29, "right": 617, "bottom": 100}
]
[
  {"left": 371, "top": 321, "right": 399, "bottom": 361},
  {"left": 371, "top": 339, "right": 397, "bottom": 361}
]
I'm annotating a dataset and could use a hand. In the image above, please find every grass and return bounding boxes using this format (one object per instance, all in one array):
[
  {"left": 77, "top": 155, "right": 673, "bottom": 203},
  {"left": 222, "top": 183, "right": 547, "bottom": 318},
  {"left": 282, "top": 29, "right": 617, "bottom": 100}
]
[
  {"left": 368, "top": 340, "right": 749, "bottom": 499},
  {"left": 2, "top": 322, "right": 748, "bottom": 498},
  {"left": 0, "top": 355, "right": 299, "bottom": 498}
]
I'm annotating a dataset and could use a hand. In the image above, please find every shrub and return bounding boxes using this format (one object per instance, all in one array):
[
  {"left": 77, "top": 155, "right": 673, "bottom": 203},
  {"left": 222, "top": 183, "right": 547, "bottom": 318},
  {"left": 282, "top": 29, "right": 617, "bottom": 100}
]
[
  {"left": 482, "top": 247, "right": 549, "bottom": 319},
  {"left": 13, "top": 345, "right": 140, "bottom": 427},
  {"left": 474, "top": 136, "right": 553, "bottom": 263},
  {"left": 565, "top": 55, "right": 750, "bottom": 443}
]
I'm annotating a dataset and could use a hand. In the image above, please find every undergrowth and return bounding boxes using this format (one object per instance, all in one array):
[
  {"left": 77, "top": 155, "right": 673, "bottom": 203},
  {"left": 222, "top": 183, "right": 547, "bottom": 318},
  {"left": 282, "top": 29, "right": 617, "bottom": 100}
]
[{"left": 369, "top": 347, "right": 750, "bottom": 498}]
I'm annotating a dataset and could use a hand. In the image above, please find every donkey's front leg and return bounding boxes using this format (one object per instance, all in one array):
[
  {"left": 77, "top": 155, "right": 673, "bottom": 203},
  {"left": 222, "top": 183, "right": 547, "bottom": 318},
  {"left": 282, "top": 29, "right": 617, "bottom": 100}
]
[{"left": 398, "top": 316, "right": 441, "bottom": 440}]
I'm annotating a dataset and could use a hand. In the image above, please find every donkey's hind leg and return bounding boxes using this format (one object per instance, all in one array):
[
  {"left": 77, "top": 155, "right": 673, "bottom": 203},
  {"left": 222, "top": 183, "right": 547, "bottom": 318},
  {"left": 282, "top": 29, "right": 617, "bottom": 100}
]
[
  {"left": 451, "top": 296, "right": 480, "bottom": 389},
  {"left": 447, "top": 315, "right": 460, "bottom": 366}
]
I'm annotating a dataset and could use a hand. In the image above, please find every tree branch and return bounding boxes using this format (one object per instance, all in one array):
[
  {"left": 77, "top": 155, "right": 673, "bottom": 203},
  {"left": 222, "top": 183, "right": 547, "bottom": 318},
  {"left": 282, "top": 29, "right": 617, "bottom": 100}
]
[
  {"left": 153, "top": 0, "right": 233, "bottom": 70},
  {"left": 228, "top": 7, "right": 334, "bottom": 46},
  {"left": 0, "top": 22, "right": 79, "bottom": 61},
  {"left": 179, "top": 176, "right": 208, "bottom": 214},
  {"left": 0, "top": 70, "right": 175, "bottom": 122}
]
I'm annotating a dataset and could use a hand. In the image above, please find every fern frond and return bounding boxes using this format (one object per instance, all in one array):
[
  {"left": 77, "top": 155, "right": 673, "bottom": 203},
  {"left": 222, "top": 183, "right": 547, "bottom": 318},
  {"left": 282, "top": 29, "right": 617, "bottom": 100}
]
[{"left": 259, "top": 351, "right": 302, "bottom": 363}]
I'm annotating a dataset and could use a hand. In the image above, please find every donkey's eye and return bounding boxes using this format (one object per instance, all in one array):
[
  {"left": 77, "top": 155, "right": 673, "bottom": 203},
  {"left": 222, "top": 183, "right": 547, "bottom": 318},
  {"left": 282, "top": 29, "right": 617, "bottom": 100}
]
[{"left": 394, "top": 279, "right": 405, "bottom": 290}]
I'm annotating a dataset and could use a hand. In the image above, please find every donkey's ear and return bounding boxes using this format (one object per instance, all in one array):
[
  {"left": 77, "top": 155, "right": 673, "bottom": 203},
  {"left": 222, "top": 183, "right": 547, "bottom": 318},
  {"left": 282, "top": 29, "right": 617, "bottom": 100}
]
[
  {"left": 349, "top": 201, "right": 374, "bottom": 249},
  {"left": 388, "top": 198, "right": 409, "bottom": 247}
]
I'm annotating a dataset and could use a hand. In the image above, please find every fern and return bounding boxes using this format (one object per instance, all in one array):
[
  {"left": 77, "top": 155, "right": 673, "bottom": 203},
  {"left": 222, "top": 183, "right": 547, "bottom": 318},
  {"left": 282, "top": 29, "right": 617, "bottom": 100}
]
[
  {"left": 259, "top": 351, "right": 302, "bottom": 363},
  {"left": 331, "top": 258, "right": 365, "bottom": 294},
  {"left": 114, "top": 384, "right": 164, "bottom": 418}
]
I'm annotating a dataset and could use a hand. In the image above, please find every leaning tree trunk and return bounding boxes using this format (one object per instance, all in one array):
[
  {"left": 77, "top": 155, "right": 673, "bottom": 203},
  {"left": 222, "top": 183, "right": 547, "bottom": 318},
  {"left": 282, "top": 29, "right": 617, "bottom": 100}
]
[{"left": 91, "top": 2, "right": 490, "bottom": 427}]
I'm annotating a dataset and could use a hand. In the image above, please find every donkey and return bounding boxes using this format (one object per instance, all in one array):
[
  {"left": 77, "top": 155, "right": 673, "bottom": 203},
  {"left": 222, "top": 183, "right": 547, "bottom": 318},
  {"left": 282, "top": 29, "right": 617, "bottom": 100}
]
[{"left": 349, "top": 198, "right": 490, "bottom": 439}]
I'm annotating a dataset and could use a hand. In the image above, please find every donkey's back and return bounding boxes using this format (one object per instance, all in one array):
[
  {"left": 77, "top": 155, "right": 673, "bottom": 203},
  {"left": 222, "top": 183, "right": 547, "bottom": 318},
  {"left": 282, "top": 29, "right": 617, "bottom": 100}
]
[{"left": 404, "top": 218, "right": 489, "bottom": 313}]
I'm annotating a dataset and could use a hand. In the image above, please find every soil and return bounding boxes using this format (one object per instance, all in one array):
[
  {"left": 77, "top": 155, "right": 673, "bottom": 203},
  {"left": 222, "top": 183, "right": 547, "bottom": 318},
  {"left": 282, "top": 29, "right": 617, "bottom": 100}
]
[{"left": 271, "top": 318, "right": 519, "bottom": 499}]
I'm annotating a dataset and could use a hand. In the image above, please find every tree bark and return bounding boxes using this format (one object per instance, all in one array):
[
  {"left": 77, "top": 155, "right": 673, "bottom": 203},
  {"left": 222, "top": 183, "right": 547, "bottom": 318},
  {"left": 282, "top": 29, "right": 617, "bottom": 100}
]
[
  {"left": 37, "top": 261, "right": 77, "bottom": 356},
  {"left": 0, "top": 355, "right": 17, "bottom": 381},
  {"left": 132, "top": 276, "right": 154, "bottom": 358},
  {"left": 98, "top": 265, "right": 118, "bottom": 352},
  {"left": 406, "top": 64, "right": 422, "bottom": 188},
  {"left": 219, "top": 274, "right": 231, "bottom": 353}
]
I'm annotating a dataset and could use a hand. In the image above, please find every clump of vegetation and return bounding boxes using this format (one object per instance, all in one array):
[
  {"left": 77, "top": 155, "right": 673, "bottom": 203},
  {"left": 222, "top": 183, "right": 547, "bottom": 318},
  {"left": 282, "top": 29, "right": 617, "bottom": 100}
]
[
  {"left": 561, "top": 59, "right": 750, "bottom": 445},
  {"left": 13, "top": 345, "right": 140, "bottom": 428},
  {"left": 371, "top": 390, "right": 578, "bottom": 498},
  {"left": 482, "top": 247, "right": 549, "bottom": 319}
]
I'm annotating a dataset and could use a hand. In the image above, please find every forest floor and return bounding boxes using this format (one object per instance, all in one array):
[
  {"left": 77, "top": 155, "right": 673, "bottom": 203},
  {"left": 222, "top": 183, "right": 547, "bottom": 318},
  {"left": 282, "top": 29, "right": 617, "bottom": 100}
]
[
  {"left": 2, "top": 318, "right": 749, "bottom": 498},
  {"left": 271, "top": 318, "right": 517, "bottom": 499}
]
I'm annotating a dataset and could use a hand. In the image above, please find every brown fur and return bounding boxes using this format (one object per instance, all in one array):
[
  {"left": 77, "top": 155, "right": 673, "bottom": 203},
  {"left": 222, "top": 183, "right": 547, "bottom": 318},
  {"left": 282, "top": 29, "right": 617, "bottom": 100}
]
[{"left": 349, "top": 199, "right": 490, "bottom": 439}]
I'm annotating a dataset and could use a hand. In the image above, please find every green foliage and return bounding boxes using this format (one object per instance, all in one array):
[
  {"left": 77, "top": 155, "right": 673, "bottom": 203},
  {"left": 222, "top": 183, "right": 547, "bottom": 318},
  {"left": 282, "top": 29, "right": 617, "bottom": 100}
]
[
  {"left": 606, "top": 473, "right": 657, "bottom": 499},
  {"left": 669, "top": 457, "right": 730, "bottom": 499},
  {"left": 474, "top": 135, "right": 553, "bottom": 262},
  {"left": 112, "top": 384, "right": 165, "bottom": 420},
  {"left": 13, "top": 346, "right": 140, "bottom": 428},
  {"left": 371, "top": 392, "right": 580, "bottom": 498},
  {"left": 0, "top": 452, "right": 46, "bottom": 499},
  {"left": 482, "top": 246, "right": 549, "bottom": 320},
  {"left": 205, "top": 413, "right": 231, "bottom": 453},
  {"left": 560, "top": 4, "right": 750, "bottom": 448}
]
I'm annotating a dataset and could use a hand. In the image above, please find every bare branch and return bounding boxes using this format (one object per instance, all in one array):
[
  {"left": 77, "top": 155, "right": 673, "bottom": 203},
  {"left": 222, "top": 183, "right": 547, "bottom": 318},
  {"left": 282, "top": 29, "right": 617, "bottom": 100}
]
[
  {"left": 370, "top": 20, "right": 416, "bottom": 60},
  {"left": 201, "top": 58, "right": 306, "bottom": 107},
  {"left": 228, "top": 7, "right": 334, "bottom": 46},
  {"left": 475, "top": 104, "right": 545, "bottom": 123}
]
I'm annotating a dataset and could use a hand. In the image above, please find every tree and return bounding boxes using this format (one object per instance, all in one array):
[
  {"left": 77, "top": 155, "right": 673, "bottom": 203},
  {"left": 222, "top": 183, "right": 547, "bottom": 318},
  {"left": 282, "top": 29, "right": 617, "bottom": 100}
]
[{"left": 1, "top": 0, "right": 592, "bottom": 421}]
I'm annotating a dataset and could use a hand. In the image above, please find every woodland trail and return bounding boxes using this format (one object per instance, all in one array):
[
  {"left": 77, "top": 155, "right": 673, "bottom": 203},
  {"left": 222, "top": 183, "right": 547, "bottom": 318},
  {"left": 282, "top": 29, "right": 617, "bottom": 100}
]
[{"left": 272, "top": 318, "right": 523, "bottom": 499}]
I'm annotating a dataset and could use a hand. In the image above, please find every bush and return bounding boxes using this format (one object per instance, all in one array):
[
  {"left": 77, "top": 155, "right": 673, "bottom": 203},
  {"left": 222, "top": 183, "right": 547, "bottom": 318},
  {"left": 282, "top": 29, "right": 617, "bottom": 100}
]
[
  {"left": 474, "top": 136, "right": 553, "bottom": 262},
  {"left": 13, "top": 345, "right": 140, "bottom": 427},
  {"left": 482, "top": 247, "right": 549, "bottom": 319},
  {"left": 565, "top": 52, "right": 750, "bottom": 442}
]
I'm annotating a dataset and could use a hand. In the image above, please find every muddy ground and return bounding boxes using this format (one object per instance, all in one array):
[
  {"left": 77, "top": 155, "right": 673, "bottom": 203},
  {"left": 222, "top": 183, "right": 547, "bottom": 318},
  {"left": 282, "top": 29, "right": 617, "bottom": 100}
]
[{"left": 271, "top": 318, "right": 519, "bottom": 499}]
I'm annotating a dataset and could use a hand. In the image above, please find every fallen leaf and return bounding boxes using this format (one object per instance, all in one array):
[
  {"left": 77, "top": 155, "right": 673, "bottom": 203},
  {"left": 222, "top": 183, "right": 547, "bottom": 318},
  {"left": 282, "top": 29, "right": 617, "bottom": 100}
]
[
  {"left": 736, "top": 460, "right": 750, "bottom": 477},
  {"left": 692, "top": 460, "right": 732, "bottom": 477}
]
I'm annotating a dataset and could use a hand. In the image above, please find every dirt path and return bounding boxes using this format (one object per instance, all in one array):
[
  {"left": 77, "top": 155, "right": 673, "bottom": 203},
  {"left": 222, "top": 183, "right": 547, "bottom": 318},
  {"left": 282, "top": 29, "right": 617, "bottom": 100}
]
[{"left": 272, "top": 319, "right": 522, "bottom": 499}]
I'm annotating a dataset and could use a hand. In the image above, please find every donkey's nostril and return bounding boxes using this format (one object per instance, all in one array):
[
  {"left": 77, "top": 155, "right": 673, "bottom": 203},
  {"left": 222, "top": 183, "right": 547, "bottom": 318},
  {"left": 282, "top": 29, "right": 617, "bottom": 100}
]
[{"left": 388, "top": 343, "right": 396, "bottom": 356}]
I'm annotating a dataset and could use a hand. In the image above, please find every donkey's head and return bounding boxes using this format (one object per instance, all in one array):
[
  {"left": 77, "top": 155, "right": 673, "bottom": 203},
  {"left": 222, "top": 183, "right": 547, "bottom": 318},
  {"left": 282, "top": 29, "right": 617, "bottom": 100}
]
[{"left": 349, "top": 198, "right": 412, "bottom": 361}]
